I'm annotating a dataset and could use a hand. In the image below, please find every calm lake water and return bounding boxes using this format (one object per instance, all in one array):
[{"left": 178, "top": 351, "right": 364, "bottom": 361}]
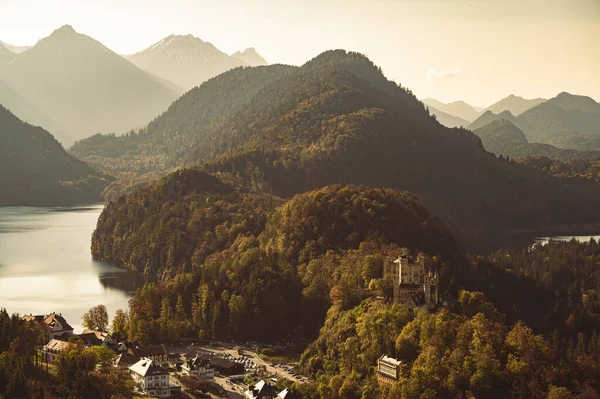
[
  {"left": 0, "top": 205, "right": 144, "bottom": 332},
  {"left": 535, "top": 235, "right": 600, "bottom": 245}
]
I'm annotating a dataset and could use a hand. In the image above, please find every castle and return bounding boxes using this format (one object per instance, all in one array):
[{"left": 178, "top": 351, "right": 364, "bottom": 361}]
[{"left": 383, "top": 252, "right": 439, "bottom": 309}]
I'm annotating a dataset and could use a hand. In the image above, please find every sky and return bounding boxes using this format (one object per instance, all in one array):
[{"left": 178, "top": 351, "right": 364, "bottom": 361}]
[{"left": 0, "top": 0, "right": 598, "bottom": 106}]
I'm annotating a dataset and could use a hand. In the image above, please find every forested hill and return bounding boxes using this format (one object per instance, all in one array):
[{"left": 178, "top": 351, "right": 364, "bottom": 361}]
[
  {"left": 0, "top": 106, "right": 109, "bottom": 205},
  {"left": 92, "top": 173, "right": 460, "bottom": 340},
  {"left": 473, "top": 119, "right": 600, "bottom": 162},
  {"left": 76, "top": 50, "right": 600, "bottom": 249}
]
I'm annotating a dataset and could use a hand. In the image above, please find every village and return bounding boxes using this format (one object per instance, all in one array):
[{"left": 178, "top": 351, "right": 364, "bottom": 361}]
[{"left": 24, "top": 253, "right": 437, "bottom": 398}]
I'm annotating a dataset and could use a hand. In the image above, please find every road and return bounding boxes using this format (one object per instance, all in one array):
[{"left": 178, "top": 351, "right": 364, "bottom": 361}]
[{"left": 168, "top": 342, "right": 303, "bottom": 384}]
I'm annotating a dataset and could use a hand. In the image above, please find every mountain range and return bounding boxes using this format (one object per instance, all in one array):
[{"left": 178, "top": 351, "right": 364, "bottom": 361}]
[
  {"left": 0, "top": 27, "right": 268, "bottom": 146},
  {"left": 0, "top": 105, "right": 109, "bottom": 205},
  {"left": 424, "top": 94, "right": 548, "bottom": 126},
  {"left": 127, "top": 34, "right": 268, "bottom": 91},
  {"left": 72, "top": 50, "right": 600, "bottom": 250},
  {"left": 473, "top": 119, "right": 600, "bottom": 162},
  {"left": 0, "top": 25, "right": 181, "bottom": 146},
  {"left": 468, "top": 92, "right": 600, "bottom": 143},
  {"left": 0, "top": 40, "right": 32, "bottom": 54}
]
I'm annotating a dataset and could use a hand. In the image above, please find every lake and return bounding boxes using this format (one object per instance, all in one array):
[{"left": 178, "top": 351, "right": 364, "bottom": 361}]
[
  {"left": 0, "top": 205, "right": 144, "bottom": 332},
  {"left": 535, "top": 235, "right": 600, "bottom": 245}
]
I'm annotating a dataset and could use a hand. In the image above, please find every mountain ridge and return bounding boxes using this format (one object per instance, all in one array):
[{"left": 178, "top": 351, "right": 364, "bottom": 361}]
[{"left": 0, "top": 25, "right": 181, "bottom": 146}]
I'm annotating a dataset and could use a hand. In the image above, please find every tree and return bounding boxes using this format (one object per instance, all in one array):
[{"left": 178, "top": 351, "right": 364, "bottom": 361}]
[
  {"left": 111, "top": 309, "right": 129, "bottom": 341},
  {"left": 82, "top": 305, "right": 109, "bottom": 332}
]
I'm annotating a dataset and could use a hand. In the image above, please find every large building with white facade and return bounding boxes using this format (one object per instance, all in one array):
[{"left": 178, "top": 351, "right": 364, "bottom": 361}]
[{"left": 384, "top": 253, "right": 439, "bottom": 309}]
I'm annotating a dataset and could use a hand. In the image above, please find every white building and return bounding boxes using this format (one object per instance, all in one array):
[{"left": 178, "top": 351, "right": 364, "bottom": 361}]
[
  {"left": 22, "top": 312, "right": 74, "bottom": 342},
  {"left": 181, "top": 355, "right": 214, "bottom": 383},
  {"left": 42, "top": 339, "right": 72, "bottom": 364},
  {"left": 129, "top": 358, "right": 178, "bottom": 398}
]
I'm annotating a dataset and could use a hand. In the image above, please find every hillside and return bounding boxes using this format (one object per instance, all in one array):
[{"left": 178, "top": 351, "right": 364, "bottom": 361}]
[
  {"left": 231, "top": 48, "right": 268, "bottom": 66},
  {"left": 423, "top": 98, "right": 480, "bottom": 121},
  {"left": 517, "top": 93, "right": 600, "bottom": 143},
  {"left": 74, "top": 50, "right": 600, "bottom": 250},
  {"left": 0, "top": 25, "right": 181, "bottom": 146},
  {"left": 474, "top": 119, "right": 600, "bottom": 162},
  {"left": 485, "top": 94, "right": 546, "bottom": 115},
  {"left": 128, "top": 35, "right": 266, "bottom": 91},
  {"left": 0, "top": 40, "right": 31, "bottom": 54},
  {"left": 547, "top": 132, "right": 600, "bottom": 151},
  {"left": 0, "top": 106, "right": 109, "bottom": 205},
  {"left": 0, "top": 43, "right": 15, "bottom": 63},
  {"left": 426, "top": 105, "right": 469, "bottom": 128},
  {"left": 468, "top": 109, "right": 524, "bottom": 130},
  {"left": 92, "top": 177, "right": 459, "bottom": 340}
]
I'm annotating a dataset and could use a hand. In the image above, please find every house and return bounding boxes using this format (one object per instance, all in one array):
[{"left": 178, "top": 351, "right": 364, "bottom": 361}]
[
  {"left": 78, "top": 329, "right": 113, "bottom": 347},
  {"left": 245, "top": 380, "right": 279, "bottom": 399},
  {"left": 181, "top": 355, "right": 214, "bottom": 383},
  {"left": 129, "top": 358, "right": 180, "bottom": 398},
  {"left": 113, "top": 352, "right": 140, "bottom": 368},
  {"left": 42, "top": 339, "right": 73, "bottom": 363},
  {"left": 278, "top": 388, "right": 301, "bottom": 399},
  {"left": 376, "top": 355, "right": 401, "bottom": 385},
  {"left": 22, "top": 312, "right": 74, "bottom": 341},
  {"left": 128, "top": 344, "right": 168, "bottom": 365},
  {"left": 209, "top": 357, "right": 245, "bottom": 376},
  {"left": 383, "top": 253, "right": 439, "bottom": 309}
]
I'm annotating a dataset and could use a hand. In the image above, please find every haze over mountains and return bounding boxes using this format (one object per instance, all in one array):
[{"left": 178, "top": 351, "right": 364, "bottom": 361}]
[
  {"left": 0, "top": 26, "right": 267, "bottom": 146},
  {"left": 127, "top": 34, "right": 268, "bottom": 91},
  {"left": 0, "top": 40, "right": 31, "bottom": 54},
  {"left": 0, "top": 106, "right": 108, "bottom": 205}
]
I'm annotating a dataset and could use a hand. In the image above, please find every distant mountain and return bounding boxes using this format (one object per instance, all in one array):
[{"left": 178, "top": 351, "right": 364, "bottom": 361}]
[
  {"left": 128, "top": 34, "right": 266, "bottom": 91},
  {"left": 474, "top": 119, "right": 600, "bottom": 162},
  {"left": 0, "top": 40, "right": 32, "bottom": 54},
  {"left": 0, "top": 106, "right": 109, "bottom": 205},
  {"left": 231, "top": 48, "right": 268, "bottom": 66},
  {"left": 0, "top": 43, "right": 15, "bottom": 63},
  {"left": 0, "top": 25, "right": 181, "bottom": 146},
  {"left": 72, "top": 50, "right": 600, "bottom": 250},
  {"left": 423, "top": 98, "right": 480, "bottom": 121},
  {"left": 0, "top": 78, "right": 60, "bottom": 134},
  {"left": 469, "top": 110, "right": 524, "bottom": 131},
  {"left": 485, "top": 94, "right": 546, "bottom": 116},
  {"left": 517, "top": 93, "right": 600, "bottom": 143},
  {"left": 427, "top": 106, "right": 469, "bottom": 128},
  {"left": 547, "top": 132, "right": 600, "bottom": 151}
]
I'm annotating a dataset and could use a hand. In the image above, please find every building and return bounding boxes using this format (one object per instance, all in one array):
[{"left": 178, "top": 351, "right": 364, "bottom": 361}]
[
  {"left": 128, "top": 344, "right": 168, "bottom": 365},
  {"left": 129, "top": 358, "right": 180, "bottom": 398},
  {"left": 113, "top": 352, "right": 140, "bottom": 369},
  {"left": 383, "top": 253, "right": 439, "bottom": 309},
  {"left": 181, "top": 355, "right": 214, "bottom": 383},
  {"left": 245, "top": 380, "right": 279, "bottom": 399},
  {"left": 376, "top": 355, "right": 401, "bottom": 385},
  {"left": 209, "top": 357, "right": 245, "bottom": 376},
  {"left": 42, "top": 339, "right": 73, "bottom": 363},
  {"left": 278, "top": 388, "right": 301, "bottom": 399},
  {"left": 22, "top": 312, "right": 74, "bottom": 341},
  {"left": 78, "top": 329, "right": 113, "bottom": 347}
]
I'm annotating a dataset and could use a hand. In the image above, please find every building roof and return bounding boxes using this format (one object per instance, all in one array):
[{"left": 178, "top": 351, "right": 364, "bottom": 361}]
[
  {"left": 129, "top": 358, "right": 168, "bottom": 377},
  {"left": 209, "top": 357, "right": 242, "bottom": 370},
  {"left": 278, "top": 388, "right": 301, "bottom": 399},
  {"left": 129, "top": 344, "right": 167, "bottom": 358},
  {"left": 43, "top": 339, "right": 72, "bottom": 352},
  {"left": 114, "top": 352, "right": 140, "bottom": 367},
  {"left": 379, "top": 355, "right": 401, "bottom": 366},
  {"left": 22, "top": 312, "right": 74, "bottom": 332},
  {"left": 184, "top": 355, "right": 211, "bottom": 370},
  {"left": 43, "top": 312, "right": 74, "bottom": 331},
  {"left": 246, "top": 380, "right": 279, "bottom": 399},
  {"left": 79, "top": 329, "right": 111, "bottom": 346}
]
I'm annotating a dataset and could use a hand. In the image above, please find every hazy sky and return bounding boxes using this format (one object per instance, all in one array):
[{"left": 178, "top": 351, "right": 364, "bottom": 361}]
[{"left": 0, "top": 0, "right": 598, "bottom": 106}]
